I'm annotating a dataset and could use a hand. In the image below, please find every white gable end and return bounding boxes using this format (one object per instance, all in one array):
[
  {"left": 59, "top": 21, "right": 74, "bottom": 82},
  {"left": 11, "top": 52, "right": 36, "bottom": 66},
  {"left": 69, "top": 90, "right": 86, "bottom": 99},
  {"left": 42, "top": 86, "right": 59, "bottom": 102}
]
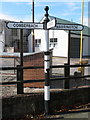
[{"left": 34, "top": 29, "right": 68, "bottom": 57}]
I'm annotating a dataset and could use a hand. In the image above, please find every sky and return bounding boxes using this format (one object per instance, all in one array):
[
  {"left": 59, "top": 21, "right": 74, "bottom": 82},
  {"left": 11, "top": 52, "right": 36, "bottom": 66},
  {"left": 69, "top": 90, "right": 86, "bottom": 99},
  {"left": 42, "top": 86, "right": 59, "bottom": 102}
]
[{"left": 0, "top": 1, "right": 89, "bottom": 26}]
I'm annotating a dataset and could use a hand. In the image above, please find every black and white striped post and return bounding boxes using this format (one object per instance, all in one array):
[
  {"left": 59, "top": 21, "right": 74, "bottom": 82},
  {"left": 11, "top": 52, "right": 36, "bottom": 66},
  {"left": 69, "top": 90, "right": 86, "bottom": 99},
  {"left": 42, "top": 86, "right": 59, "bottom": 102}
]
[{"left": 43, "top": 6, "right": 50, "bottom": 115}]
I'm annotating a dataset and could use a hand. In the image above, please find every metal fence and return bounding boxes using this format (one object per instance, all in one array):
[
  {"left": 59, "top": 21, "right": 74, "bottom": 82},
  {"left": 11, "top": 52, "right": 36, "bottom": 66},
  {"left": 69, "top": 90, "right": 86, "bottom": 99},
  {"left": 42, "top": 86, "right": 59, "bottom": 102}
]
[
  {"left": 50, "top": 63, "right": 90, "bottom": 89},
  {"left": 1, "top": 63, "right": 90, "bottom": 95}
]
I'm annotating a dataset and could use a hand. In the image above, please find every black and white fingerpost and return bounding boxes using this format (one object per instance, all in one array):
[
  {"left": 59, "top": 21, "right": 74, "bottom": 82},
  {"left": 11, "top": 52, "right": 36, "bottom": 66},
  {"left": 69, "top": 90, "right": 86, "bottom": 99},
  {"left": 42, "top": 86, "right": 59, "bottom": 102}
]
[{"left": 43, "top": 6, "right": 50, "bottom": 115}]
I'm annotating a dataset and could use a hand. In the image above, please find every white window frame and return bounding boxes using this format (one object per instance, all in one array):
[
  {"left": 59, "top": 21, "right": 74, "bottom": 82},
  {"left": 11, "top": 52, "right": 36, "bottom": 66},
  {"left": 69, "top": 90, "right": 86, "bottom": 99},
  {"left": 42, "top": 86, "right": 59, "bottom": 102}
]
[
  {"left": 35, "top": 39, "right": 41, "bottom": 47},
  {"left": 50, "top": 38, "right": 58, "bottom": 48}
]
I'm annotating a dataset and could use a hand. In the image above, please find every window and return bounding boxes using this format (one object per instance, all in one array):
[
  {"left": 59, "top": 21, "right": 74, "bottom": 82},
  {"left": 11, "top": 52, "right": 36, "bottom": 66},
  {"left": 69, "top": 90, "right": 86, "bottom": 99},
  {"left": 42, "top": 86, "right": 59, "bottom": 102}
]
[
  {"left": 35, "top": 39, "right": 41, "bottom": 47},
  {"left": 50, "top": 38, "right": 58, "bottom": 47},
  {"left": 12, "top": 29, "right": 18, "bottom": 36}
]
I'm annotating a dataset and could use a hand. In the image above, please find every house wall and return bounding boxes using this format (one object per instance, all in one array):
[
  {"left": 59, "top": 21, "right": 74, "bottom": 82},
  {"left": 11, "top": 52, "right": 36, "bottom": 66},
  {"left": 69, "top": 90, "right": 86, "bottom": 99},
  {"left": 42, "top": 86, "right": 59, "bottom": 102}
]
[
  {"left": 0, "top": 21, "right": 5, "bottom": 52},
  {"left": 34, "top": 30, "right": 45, "bottom": 52},
  {"left": 28, "top": 28, "right": 90, "bottom": 58},
  {"left": 34, "top": 30, "right": 68, "bottom": 57},
  {"left": 28, "top": 34, "right": 33, "bottom": 53},
  {"left": 49, "top": 30, "right": 68, "bottom": 57}
]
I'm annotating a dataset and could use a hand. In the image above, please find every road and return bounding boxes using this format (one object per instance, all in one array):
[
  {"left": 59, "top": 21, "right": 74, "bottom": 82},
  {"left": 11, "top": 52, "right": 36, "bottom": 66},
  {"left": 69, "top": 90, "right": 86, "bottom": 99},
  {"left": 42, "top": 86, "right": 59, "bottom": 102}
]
[
  {"left": 45, "top": 111, "right": 90, "bottom": 120},
  {"left": 52, "top": 57, "right": 90, "bottom": 75}
]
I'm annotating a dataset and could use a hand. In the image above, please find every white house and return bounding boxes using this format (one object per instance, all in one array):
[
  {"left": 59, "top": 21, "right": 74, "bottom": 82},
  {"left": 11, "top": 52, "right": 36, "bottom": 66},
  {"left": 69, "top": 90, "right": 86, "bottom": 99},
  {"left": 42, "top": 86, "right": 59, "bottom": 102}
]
[{"left": 28, "top": 16, "right": 90, "bottom": 58}]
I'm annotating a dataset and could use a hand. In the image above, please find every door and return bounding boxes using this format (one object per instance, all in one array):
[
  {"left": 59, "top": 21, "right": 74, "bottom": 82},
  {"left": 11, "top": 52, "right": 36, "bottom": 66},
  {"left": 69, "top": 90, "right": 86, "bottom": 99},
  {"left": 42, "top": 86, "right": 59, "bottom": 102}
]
[{"left": 70, "top": 38, "right": 80, "bottom": 58}]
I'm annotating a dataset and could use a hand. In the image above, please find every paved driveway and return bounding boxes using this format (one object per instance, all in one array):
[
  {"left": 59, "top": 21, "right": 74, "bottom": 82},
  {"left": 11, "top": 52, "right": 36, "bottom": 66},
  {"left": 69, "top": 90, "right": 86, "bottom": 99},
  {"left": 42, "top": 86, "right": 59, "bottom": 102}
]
[{"left": 52, "top": 57, "right": 90, "bottom": 75}]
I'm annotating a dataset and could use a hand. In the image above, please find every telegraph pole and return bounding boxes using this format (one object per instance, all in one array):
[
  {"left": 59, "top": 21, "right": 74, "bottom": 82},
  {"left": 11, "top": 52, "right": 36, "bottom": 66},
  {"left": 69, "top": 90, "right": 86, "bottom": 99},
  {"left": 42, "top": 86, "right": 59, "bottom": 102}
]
[{"left": 32, "top": 0, "right": 35, "bottom": 52}]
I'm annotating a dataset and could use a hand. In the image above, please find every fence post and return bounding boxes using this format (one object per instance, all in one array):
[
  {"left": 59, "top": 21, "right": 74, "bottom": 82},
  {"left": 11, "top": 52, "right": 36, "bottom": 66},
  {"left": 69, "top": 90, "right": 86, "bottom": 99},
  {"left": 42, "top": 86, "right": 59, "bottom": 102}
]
[
  {"left": 64, "top": 63, "right": 70, "bottom": 89},
  {"left": 17, "top": 65, "right": 23, "bottom": 94}
]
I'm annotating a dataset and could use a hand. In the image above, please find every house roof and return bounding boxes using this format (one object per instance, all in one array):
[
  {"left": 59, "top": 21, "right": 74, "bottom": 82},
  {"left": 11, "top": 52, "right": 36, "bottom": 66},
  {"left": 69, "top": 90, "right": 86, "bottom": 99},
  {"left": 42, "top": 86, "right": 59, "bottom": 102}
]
[{"left": 40, "top": 16, "right": 90, "bottom": 37}]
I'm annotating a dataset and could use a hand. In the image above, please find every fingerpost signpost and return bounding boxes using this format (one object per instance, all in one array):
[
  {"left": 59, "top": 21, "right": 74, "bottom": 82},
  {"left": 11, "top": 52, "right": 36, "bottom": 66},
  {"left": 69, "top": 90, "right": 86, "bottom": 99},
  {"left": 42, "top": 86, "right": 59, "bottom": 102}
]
[{"left": 6, "top": 6, "right": 84, "bottom": 115}]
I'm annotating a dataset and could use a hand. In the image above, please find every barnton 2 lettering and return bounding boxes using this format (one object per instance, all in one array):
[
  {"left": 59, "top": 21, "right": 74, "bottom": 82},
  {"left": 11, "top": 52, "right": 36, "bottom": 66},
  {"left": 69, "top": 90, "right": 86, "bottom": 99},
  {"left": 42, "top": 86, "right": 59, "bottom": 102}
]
[{"left": 56, "top": 24, "right": 78, "bottom": 30}]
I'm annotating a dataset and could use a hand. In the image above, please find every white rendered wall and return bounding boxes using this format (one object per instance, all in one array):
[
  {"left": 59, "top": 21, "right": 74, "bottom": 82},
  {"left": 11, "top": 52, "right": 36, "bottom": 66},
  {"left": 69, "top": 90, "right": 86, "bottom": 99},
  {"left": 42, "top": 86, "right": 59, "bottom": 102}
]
[
  {"left": 28, "top": 34, "right": 33, "bottom": 53},
  {"left": 31, "top": 29, "right": 90, "bottom": 58},
  {"left": 34, "top": 30, "right": 45, "bottom": 52},
  {"left": 34, "top": 29, "right": 68, "bottom": 57},
  {"left": 49, "top": 30, "right": 68, "bottom": 57},
  {"left": 0, "top": 24, "right": 5, "bottom": 53}
]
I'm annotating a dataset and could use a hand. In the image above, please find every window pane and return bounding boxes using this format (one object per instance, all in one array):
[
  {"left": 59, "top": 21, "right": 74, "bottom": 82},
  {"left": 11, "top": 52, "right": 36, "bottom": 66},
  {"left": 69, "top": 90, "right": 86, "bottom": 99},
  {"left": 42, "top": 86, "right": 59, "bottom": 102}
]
[
  {"left": 35, "top": 39, "right": 37, "bottom": 43},
  {"left": 39, "top": 39, "right": 41, "bottom": 43},
  {"left": 35, "top": 39, "right": 41, "bottom": 47},
  {"left": 54, "top": 38, "right": 57, "bottom": 42},
  {"left": 50, "top": 39, "right": 53, "bottom": 42}
]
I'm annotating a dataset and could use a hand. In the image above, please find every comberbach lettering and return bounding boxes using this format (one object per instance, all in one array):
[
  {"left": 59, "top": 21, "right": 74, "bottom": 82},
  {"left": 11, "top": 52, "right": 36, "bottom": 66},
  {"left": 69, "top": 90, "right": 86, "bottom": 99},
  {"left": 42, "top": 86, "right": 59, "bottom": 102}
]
[{"left": 13, "top": 23, "right": 38, "bottom": 28}]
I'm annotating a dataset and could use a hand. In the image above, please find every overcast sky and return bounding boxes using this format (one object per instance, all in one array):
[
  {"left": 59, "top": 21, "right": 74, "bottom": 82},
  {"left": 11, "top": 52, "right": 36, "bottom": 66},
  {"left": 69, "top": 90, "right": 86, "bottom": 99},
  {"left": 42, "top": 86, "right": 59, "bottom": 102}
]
[{"left": 0, "top": 1, "right": 89, "bottom": 26}]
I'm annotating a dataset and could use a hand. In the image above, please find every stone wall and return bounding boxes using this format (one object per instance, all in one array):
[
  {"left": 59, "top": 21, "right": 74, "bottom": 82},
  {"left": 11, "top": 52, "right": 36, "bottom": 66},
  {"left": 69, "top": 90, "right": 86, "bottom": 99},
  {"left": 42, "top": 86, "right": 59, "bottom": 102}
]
[{"left": 2, "top": 87, "right": 90, "bottom": 119}]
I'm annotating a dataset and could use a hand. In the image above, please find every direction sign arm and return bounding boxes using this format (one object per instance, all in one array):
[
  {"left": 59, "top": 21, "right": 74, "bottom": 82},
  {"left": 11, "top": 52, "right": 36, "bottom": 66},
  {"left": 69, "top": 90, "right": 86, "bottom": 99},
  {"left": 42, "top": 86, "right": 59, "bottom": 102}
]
[
  {"left": 52, "top": 23, "right": 84, "bottom": 31},
  {"left": 6, "top": 22, "right": 44, "bottom": 29},
  {"left": 47, "top": 18, "right": 56, "bottom": 29}
]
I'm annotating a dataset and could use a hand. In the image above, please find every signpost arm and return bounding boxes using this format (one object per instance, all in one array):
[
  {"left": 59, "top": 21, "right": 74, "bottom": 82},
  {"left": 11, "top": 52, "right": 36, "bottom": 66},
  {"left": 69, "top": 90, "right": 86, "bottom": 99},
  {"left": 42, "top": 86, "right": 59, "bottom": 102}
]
[{"left": 43, "top": 6, "right": 50, "bottom": 116}]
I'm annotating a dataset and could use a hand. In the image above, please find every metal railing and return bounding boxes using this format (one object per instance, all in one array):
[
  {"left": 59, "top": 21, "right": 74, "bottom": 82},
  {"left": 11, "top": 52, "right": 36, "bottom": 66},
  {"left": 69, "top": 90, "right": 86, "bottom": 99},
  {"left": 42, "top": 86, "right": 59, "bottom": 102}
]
[{"left": 1, "top": 63, "right": 90, "bottom": 94}]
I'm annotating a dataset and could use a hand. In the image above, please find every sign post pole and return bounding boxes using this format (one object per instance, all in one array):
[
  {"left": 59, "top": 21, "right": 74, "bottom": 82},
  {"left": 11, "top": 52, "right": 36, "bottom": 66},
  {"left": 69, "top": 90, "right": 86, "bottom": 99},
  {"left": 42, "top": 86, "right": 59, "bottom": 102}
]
[{"left": 43, "top": 6, "right": 50, "bottom": 116}]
